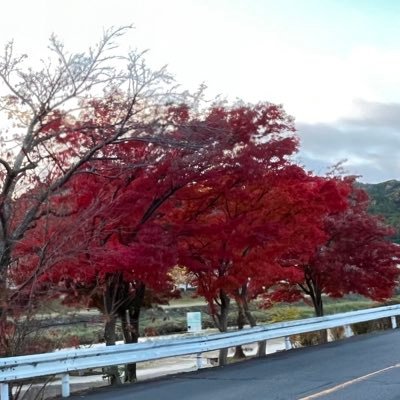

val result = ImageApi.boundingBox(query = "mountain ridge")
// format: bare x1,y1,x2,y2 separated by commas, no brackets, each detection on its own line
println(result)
359,179,400,243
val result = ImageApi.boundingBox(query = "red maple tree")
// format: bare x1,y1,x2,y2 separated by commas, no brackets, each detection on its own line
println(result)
167,103,303,363
11,102,296,374
265,178,400,320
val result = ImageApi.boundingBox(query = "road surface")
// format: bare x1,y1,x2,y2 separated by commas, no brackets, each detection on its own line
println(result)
74,330,400,400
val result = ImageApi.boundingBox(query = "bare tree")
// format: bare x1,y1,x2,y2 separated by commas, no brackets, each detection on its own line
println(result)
0,28,205,375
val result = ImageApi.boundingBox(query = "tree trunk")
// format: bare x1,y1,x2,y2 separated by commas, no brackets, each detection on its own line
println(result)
236,285,265,357
123,283,145,383
210,289,230,333
102,276,122,385
104,315,118,344
0,246,11,320
312,287,327,344
233,300,246,359
303,276,328,344
243,298,257,327
240,293,266,357
218,295,230,366
210,289,231,366
218,290,230,333
104,314,121,385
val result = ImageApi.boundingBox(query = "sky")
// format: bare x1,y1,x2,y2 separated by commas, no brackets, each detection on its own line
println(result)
1,0,400,182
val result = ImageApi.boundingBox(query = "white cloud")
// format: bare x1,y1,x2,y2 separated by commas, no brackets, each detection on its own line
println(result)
1,1,400,182
297,101,400,182
1,1,400,124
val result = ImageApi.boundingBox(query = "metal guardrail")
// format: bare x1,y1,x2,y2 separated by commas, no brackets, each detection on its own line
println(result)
1,304,400,399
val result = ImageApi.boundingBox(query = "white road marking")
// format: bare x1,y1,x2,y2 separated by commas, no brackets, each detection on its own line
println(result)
298,363,400,399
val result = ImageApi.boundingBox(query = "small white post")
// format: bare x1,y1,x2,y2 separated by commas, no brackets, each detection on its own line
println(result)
0,383,9,400
344,324,353,338
284,336,292,350
196,353,202,369
61,373,70,398
391,316,397,329
187,312,202,332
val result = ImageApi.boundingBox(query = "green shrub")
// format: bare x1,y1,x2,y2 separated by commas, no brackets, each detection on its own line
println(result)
249,310,270,324
324,301,373,315
269,307,302,323
142,321,187,336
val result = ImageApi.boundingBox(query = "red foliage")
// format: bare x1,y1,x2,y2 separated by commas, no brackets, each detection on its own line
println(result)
164,104,303,329
11,100,397,337
12,102,296,314
265,179,400,315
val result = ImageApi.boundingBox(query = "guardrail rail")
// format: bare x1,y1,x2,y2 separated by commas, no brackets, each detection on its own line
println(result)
1,304,400,400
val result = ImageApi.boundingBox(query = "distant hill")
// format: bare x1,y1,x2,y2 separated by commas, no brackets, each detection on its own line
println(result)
360,180,400,243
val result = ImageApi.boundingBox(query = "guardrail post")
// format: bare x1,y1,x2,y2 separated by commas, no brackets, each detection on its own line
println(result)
344,324,353,337
391,316,397,329
61,373,70,397
196,353,202,369
284,336,292,350
257,340,267,357
0,383,9,400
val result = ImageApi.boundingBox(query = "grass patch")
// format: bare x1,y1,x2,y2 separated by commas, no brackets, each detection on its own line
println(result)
24,294,400,350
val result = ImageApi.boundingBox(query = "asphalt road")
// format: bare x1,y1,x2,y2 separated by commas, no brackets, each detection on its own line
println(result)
75,330,400,400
